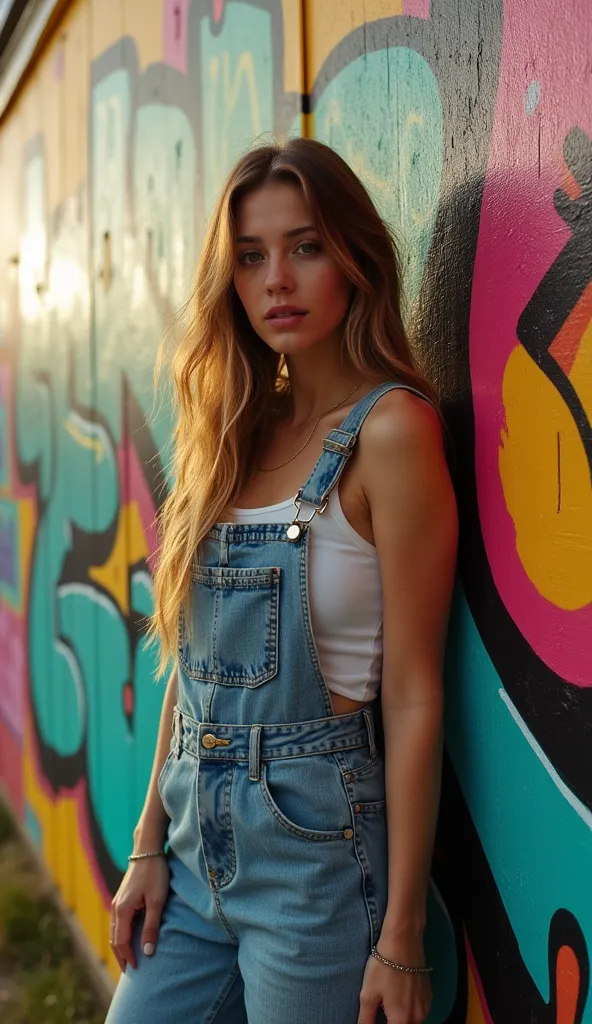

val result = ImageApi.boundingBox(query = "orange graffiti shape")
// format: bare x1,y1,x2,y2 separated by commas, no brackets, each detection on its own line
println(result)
500,291,592,610
556,944,580,1024
549,280,592,376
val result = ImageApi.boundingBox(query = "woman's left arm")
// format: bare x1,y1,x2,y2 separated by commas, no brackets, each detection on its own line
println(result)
358,391,458,1024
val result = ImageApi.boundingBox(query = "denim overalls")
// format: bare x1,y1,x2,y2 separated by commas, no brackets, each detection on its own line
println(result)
107,382,419,1024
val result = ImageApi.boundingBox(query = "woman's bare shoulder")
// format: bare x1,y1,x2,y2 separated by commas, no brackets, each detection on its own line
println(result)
358,387,444,465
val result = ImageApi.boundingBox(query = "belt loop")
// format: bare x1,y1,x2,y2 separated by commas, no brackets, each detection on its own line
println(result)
219,524,229,567
173,706,182,759
362,706,376,759
248,724,262,782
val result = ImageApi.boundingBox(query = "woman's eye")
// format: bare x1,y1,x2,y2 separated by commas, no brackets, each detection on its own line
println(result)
295,241,320,256
239,251,262,265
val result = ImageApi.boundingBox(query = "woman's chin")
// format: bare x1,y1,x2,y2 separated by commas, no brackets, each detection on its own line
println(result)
258,330,329,357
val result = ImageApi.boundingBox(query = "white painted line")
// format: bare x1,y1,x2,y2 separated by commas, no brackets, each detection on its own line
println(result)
498,687,592,832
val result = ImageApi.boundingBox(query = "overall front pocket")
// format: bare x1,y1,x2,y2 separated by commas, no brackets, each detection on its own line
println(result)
179,565,281,686
259,757,353,842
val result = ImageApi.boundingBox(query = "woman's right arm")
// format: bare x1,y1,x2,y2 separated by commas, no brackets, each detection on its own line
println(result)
133,663,179,853
110,664,178,973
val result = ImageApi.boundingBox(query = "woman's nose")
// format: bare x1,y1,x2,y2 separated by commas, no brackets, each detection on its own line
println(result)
265,255,294,294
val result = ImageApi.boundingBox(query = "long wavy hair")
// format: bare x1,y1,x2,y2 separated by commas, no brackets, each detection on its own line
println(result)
150,136,436,674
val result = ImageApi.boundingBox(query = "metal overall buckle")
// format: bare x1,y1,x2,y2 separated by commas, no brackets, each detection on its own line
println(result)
286,489,328,542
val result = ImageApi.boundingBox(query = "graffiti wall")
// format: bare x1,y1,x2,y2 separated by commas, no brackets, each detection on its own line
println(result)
0,0,589,1019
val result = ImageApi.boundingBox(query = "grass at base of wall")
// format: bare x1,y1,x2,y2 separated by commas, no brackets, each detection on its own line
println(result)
0,802,105,1024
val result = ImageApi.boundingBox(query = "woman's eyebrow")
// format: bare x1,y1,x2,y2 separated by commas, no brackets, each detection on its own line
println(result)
236,224,316,243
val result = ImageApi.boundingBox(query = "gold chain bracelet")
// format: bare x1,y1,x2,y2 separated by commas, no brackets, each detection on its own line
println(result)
128,850,165,861
370,946,433,974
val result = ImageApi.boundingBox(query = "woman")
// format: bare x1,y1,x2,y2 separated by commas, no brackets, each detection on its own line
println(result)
107,137,457,1024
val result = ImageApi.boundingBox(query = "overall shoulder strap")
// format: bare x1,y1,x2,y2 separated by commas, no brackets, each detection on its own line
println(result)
298,381,433,509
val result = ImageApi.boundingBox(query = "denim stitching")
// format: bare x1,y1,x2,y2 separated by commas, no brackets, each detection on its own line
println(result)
192,566,280,586
175,729,370,761
334,755,385,814
211,886,239,943
259,765,349,842
178,738,370,763
179,741,369,762
196,767,238,936
179,573,280,686
298,531,334,716
345,754,382,781
177,607,186,667
179,705,370,733
217,765,237,888
334,750,384,943
196,735,370,758
208,525,290,541
203,681,215,721
179,664,279,686
354,826,380,943
218,524,229,568
362,706,377,759
212,587,220,674
334,736,382,780
175,706,374,761
268,581,279,680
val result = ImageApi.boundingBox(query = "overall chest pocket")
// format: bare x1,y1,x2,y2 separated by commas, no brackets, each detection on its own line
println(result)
179,565,281,686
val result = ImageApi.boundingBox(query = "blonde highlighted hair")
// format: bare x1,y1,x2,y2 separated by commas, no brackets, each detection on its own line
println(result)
150,136,435,674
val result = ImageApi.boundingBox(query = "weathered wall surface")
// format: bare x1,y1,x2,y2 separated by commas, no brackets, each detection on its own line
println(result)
0,1,590,1019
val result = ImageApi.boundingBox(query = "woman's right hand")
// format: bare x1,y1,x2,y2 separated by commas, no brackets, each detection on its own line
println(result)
110,855,170,972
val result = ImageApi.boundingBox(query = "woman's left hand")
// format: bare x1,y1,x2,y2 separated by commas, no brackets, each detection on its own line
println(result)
357,940,432,1024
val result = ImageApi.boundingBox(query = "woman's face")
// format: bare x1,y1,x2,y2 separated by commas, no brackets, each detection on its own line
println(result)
233,181,351,357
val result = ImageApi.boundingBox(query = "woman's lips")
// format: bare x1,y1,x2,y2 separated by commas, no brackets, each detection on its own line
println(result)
265,311,308,329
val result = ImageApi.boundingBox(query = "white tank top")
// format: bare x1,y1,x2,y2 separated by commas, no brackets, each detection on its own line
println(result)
230,488,382,702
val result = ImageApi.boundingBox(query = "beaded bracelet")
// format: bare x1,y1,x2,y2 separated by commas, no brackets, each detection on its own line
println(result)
370,946,433,974
128,850,165,862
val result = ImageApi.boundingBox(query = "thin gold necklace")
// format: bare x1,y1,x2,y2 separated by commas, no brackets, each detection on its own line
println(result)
259,379,364,473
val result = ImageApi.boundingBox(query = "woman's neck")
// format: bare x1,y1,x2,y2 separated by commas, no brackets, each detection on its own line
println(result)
282,359,362,428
